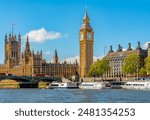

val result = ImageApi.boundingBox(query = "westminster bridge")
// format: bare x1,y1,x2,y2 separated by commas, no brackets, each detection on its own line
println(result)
0,75,61,88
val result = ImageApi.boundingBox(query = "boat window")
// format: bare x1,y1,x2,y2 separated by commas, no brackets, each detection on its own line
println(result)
51,84,59,86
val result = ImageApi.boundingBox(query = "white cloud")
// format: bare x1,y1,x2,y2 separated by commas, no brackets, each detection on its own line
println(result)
93,56,103,61
61,55,104,64
44,51,52,55
122,48,127,51
143,41,150,49
42,51,53,62
22,28,62,43
61,56,79,64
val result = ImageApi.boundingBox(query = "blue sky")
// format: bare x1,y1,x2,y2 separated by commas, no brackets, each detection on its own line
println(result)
0,0,150,63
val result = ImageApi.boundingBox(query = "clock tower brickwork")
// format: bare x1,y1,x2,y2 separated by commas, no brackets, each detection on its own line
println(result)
79,10,94,78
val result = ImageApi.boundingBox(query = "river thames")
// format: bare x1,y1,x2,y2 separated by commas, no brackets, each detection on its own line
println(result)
0,89,150,103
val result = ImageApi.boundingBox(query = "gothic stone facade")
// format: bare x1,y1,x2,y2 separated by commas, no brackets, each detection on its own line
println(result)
0,34,78,78
105,42,149,79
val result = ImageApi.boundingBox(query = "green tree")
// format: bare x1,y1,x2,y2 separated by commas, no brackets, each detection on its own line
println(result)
88,62,99,77
98,58,110,75
145,56,150,75
88,58,110,77
122,53,140,76
139,67,147,76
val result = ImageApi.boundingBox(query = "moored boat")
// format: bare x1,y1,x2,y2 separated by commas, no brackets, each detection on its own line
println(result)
48,81,78,89
111,81,150,90
122,81,150,90
78,82,104,89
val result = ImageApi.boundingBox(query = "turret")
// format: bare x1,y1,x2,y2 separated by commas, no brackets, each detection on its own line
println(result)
75,59,78,65
147,43,150,56
22,52,24,58
40,50,42,58
24,35,31,56
5,33,7,42
8,33,11,43
53,49,58,64
4,32,21,68
14,35,17,41
26,35,29,48
18,33,21,44
4,34,8,64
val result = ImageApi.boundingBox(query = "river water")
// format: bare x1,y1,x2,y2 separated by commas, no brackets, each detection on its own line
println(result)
0,89,150,103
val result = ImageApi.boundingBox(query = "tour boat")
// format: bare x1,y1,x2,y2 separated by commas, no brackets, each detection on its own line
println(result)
121,81,150,90
111,81,150,90
78,82,104,89
49,81,78,89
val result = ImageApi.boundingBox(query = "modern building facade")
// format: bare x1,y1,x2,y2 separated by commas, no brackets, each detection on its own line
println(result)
105,42,150,79
0,34,78,78
79,10,94,78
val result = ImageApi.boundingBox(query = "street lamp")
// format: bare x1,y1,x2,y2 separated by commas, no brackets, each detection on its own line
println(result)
104,46,107,56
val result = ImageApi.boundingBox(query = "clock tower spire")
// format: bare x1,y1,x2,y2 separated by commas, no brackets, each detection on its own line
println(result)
79,9,94,78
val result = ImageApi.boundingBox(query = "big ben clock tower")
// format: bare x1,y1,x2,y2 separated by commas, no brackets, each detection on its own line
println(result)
79,10,94,78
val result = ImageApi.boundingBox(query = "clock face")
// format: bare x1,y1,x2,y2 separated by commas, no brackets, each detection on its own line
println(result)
87,33,92,40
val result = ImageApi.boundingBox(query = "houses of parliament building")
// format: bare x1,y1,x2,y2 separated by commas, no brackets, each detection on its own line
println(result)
0,10,94,78
0,33,78,77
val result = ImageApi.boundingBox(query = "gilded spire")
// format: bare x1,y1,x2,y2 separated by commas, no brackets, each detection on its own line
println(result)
82,9,90,24
18,33,21,43
5,33,7,42
18,32,21,39
53,49,58,64
12,23,15,36
83,9,89,20
25,35,29,49
81,9,92,30
27,35,29,44
25,35,31,56
55,49,58,58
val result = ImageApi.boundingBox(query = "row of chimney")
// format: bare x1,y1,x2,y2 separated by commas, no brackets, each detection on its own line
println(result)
109,42,150,53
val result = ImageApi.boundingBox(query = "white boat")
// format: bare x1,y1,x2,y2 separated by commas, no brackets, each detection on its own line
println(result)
49,81,78,89
58,82,78,88
121,81,150,90
111,81,150,90
78,82,104,89
49,81,59,88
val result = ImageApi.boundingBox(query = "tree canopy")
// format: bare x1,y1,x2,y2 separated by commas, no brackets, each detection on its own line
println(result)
145,56,150,75
139,67,147,76
88,58,110,77
122,53,140,75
